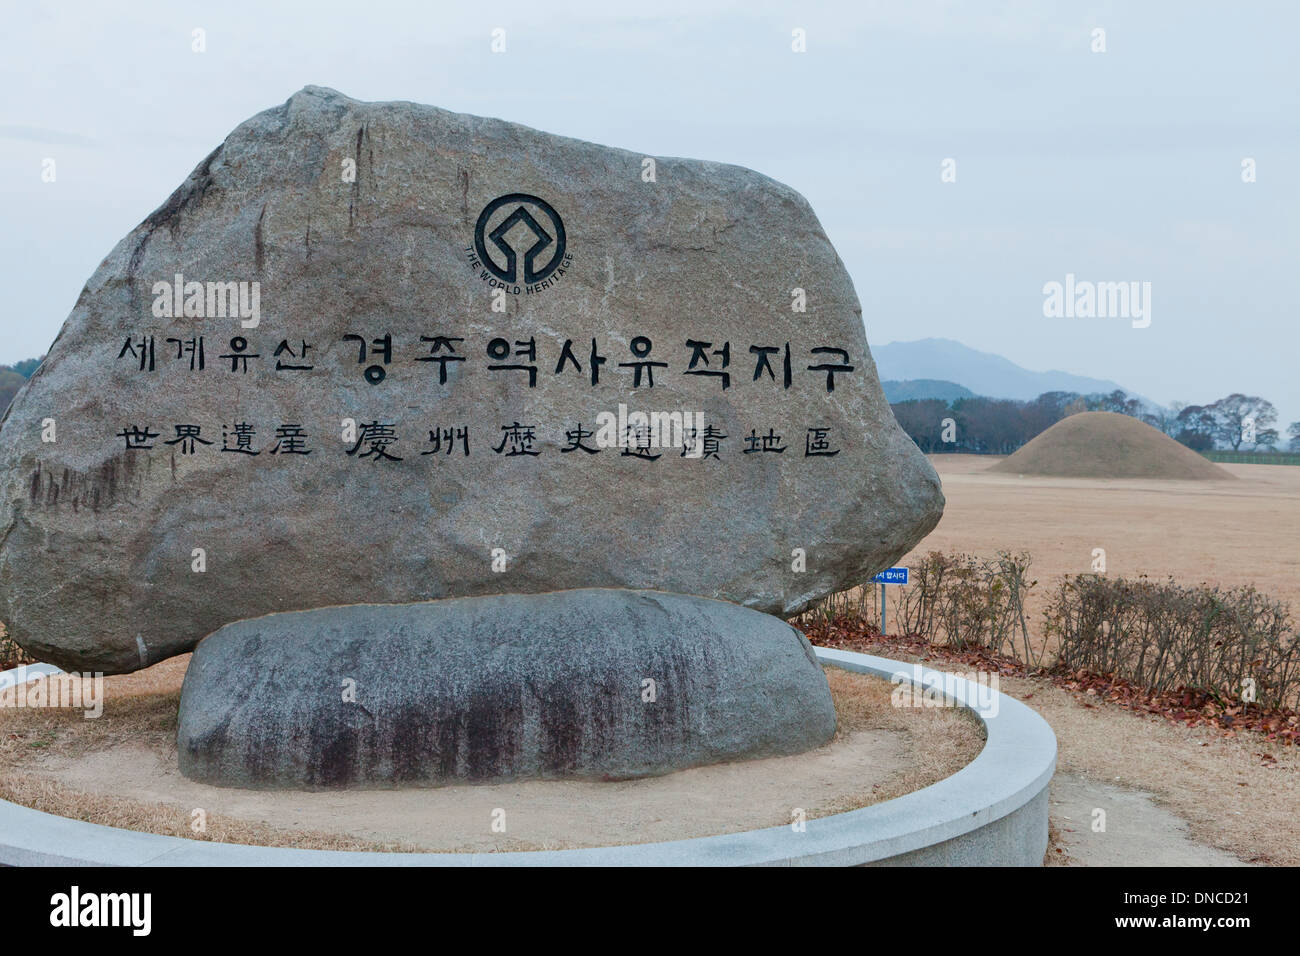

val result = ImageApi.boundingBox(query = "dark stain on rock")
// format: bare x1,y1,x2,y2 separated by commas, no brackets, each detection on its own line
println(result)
313,717,360,788
138,144,221,236
254,203,267,273
462,691,522,780
539,692,582,774
432,709,462,779
386,704,427,784
348,125,365,231
27,454,137,513
127,144,222,287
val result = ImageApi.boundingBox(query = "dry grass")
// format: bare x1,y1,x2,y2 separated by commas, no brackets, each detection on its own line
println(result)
818,668,984,815
0,671,424,851
1001,672,1300,866
0,653,190,762
898,454,1300,864
0,690,174,761
0,621,34,669
1044,820,1070,866
0,776,429,852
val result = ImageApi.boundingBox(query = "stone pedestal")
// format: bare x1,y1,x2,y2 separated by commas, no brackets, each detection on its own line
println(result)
177,588,836,789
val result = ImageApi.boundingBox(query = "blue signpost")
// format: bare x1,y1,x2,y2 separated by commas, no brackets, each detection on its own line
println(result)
871,568,909,585
870,568,909,635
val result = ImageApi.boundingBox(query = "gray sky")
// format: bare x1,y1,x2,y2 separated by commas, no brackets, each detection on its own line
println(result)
3,0,1296,429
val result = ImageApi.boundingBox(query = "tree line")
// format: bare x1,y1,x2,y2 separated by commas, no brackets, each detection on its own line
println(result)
892,388,1300,455
0,357,40,411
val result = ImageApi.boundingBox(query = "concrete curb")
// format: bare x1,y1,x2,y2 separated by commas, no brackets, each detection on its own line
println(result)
0,662,64,692
0,648,1055,866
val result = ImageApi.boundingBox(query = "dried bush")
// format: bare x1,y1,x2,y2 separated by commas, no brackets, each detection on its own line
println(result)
799,550,1039,664
0,622,34,670
1044,575,1300,709
892,550,1039,663
799,550,1300,714
798,583,882,630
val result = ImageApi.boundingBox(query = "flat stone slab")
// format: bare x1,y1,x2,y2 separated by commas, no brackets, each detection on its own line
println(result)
177,589,836,789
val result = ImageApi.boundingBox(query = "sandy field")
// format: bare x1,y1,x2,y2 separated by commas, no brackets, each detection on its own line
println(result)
902,455,1300,627
0,665,982,852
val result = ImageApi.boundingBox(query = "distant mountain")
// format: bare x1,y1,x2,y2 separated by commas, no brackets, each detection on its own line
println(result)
882,379,974,403
873,338,1143,404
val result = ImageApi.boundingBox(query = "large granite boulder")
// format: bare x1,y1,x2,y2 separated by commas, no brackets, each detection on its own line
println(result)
177,589,837,789
0,86,942,673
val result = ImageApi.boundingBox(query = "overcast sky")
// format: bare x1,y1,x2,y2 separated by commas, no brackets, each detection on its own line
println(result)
3,0,1296,427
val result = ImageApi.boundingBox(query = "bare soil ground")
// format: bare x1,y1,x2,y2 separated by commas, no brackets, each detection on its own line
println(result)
0,665,982,852
1050,774,1250,867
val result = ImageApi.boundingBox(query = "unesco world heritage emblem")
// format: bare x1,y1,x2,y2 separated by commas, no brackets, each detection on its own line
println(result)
467,192,573,294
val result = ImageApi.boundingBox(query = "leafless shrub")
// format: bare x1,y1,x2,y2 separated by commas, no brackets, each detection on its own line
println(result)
799,550,1040,664
1044,575,1300,709
892,550,1040,663
0,622,34,670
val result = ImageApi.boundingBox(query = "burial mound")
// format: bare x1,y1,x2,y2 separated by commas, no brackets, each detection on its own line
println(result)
989,411,1232,480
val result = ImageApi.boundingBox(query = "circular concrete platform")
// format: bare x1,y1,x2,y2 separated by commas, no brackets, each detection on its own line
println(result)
0,647,1055,866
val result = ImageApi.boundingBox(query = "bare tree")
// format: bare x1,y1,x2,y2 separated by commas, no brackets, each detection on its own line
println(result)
1175,403,1216,449
891,399,950,453
1143,400,1185,437
1208,394,1278,451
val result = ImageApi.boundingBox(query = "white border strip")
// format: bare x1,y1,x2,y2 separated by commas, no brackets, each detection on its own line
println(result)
0,662,64,693
0,649,1055,866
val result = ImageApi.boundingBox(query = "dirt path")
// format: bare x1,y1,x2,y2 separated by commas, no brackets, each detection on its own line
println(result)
1050,772,1249,867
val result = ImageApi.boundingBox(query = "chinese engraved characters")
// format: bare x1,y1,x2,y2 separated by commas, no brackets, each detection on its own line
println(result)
116,420,841,462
